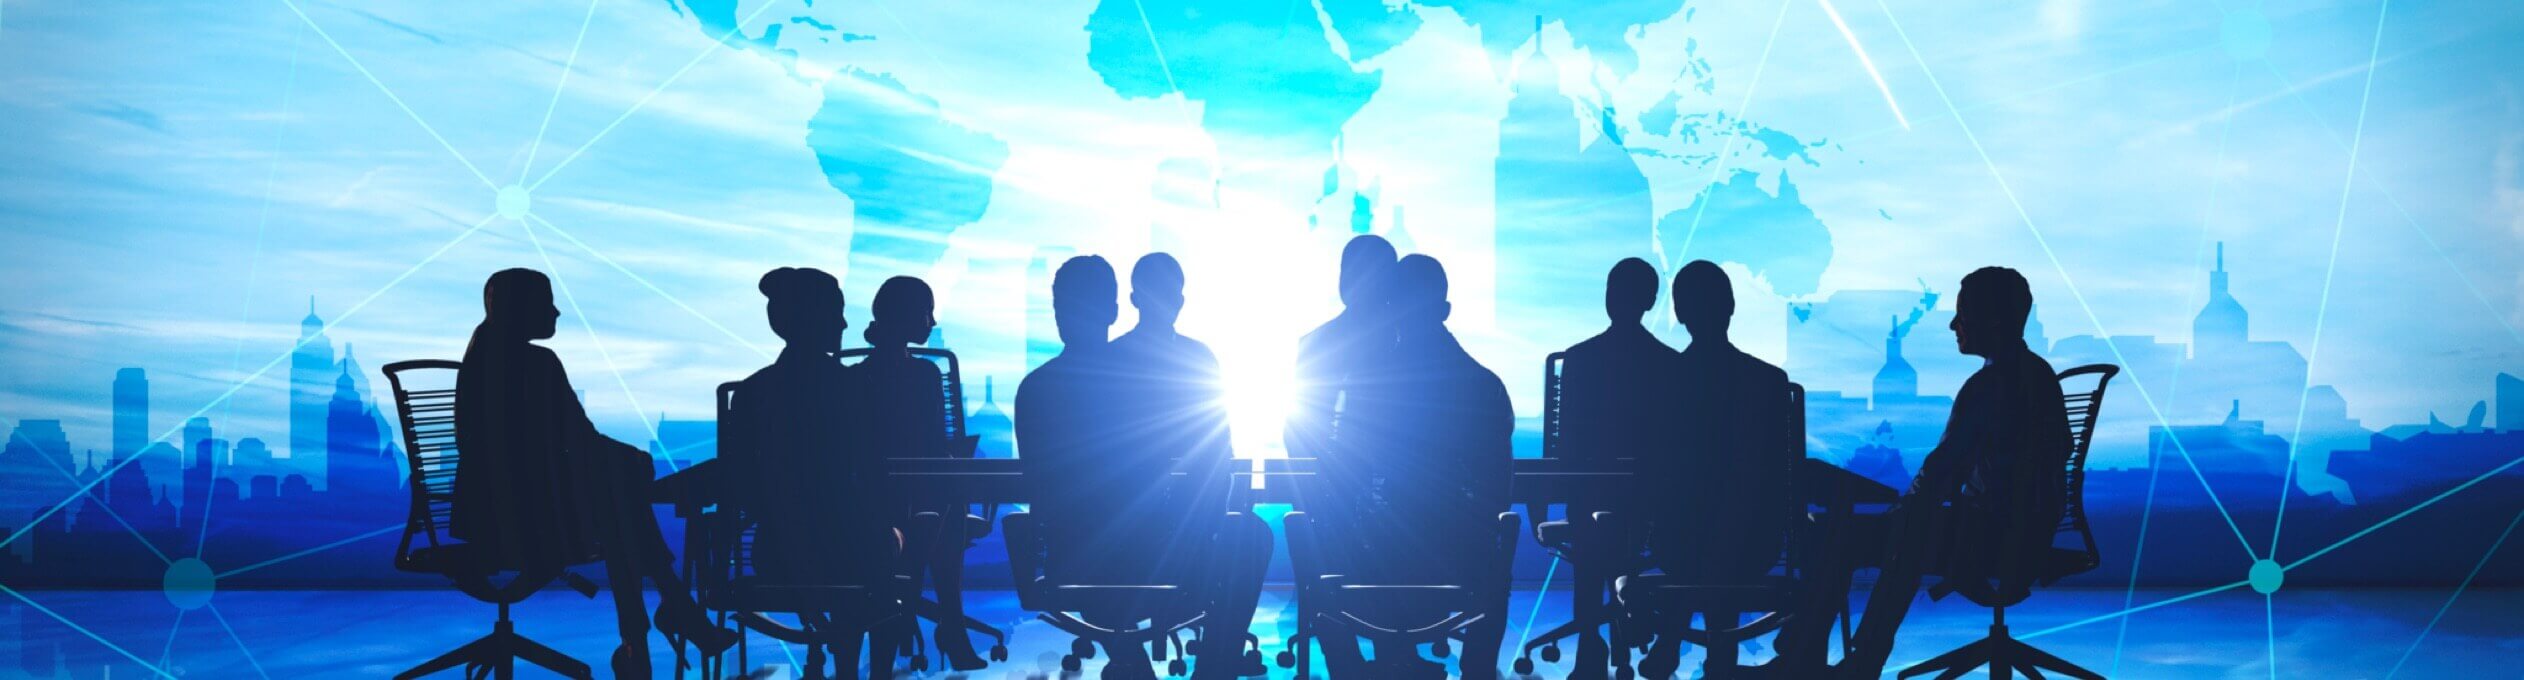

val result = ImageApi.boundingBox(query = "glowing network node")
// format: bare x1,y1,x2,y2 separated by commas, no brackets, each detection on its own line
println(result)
2248,559,2285,595
2223,9,2273,61
496,184,532,220
163,557,216,610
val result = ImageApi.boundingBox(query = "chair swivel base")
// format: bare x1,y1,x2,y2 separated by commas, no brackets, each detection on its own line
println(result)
1897,620,2101,680
395,619,591,680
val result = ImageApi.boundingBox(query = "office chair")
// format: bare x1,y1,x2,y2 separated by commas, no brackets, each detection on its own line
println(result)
836,347,1002,671
1001,510,1213,675
383,360,601,680
693,382,1008,679
1896,364,2117,680
1571,383,1809,680
1518,351,1648,678
1278,509,1522,679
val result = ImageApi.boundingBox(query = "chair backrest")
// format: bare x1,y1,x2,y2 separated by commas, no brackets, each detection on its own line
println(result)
2051,364,2119,579
838,347,966,445
382,360,463,568
1540,352,1568,458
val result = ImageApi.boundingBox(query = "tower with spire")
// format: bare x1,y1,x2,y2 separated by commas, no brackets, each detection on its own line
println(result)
1873,315,1919,407
2192,242,2250,358
289,297,336,461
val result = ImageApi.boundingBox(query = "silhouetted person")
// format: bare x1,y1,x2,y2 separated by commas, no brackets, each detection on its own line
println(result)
1838,267,2069,678
1540,257,1677,677
1105,253,1272,679
853,276,989,671
452,268,733,676
1326,255,1514,680
1287,235,1398,461
1631,260,1800,678
727,268,900,679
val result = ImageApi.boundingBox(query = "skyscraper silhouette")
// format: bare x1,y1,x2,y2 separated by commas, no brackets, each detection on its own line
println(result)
290,298,335,460
111,368,147,464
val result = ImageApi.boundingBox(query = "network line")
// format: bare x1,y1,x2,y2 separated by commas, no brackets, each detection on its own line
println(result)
527,0,792,192
1665,0,1796,270
2271,0,2393,562
528,213,773,359
277,0,499,191
158,609,187,671
519,0,606,184
2385,505,2524,679
1867,0,2262,562
206,603,274,680
2285,453,2524,571
0,213,500,556
15,428,174,565
214,524,401,580
2257,60,2523,350
0,582,180,679
522,216,675,472
205,13,309,559
1125,0,1200,136
2113,59,2249,678
1515,556,1562,647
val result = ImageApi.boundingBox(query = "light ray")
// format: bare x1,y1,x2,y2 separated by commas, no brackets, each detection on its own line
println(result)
0,213,497,554
520,0,606,182
207,18,309,558
528,0,791,191
2285,454,2524,570
1517,556,1562,646
214,524,401,580
2272,0,2393,558
1869,0,2263,561
2385,506,2524,679
276,0,498,190
527,213,772,359
522,216,675,471
1815,0,1907,130
206,604,273,680
0,582,181,679
2264,593,2278,680
159,609,188,670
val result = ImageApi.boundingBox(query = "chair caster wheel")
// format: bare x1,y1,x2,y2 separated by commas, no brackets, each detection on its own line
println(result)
991,644,1011,662
1431,640,1451,658
1539,644,1561,663
1073,639,1097,659
1613,666,1634,680
1276,651,1297,668
1168,659,1188,676
1062,654,1084,672
1245,650,1262,666
1513,658,1535,675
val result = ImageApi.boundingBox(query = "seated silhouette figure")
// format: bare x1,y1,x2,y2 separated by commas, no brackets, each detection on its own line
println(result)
1543,257,1678,677
1104,253,1272,679
1323,254,1515,680
1630,260,1800,678
452,268,734,676
727,267,902,679
1288,234,1398,461
1837,266,2070,678
854,276,989,671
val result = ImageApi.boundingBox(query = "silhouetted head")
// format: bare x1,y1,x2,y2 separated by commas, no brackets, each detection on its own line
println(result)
1129,253,1187,330
482,268,559,341
1952,266,2033,357
1337,235,1398,308
758,267,846,354
1051,255,1119,349
1670,260,1734,342
1605,257,1659,324
865,276,937,349
1388,254,1451,331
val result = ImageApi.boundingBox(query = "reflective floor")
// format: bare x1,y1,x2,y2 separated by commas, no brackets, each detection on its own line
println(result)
3,587,2517,678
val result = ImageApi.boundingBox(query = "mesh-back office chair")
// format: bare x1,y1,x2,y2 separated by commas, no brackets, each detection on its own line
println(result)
1897,364,2117,680
383,360,601,680
1563,383,1808,680
693,381,1008,679
1518,351,1650,677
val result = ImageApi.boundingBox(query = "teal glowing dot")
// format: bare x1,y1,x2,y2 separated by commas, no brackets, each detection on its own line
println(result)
2248,559,2285,595
163,558,216,610
2223,9,2272,61
496,184,532,220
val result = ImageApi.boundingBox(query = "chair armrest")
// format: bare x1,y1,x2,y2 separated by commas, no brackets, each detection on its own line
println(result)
1284,511,1323,584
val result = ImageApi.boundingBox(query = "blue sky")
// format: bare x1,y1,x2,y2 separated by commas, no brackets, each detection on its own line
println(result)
0,0,2516,465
